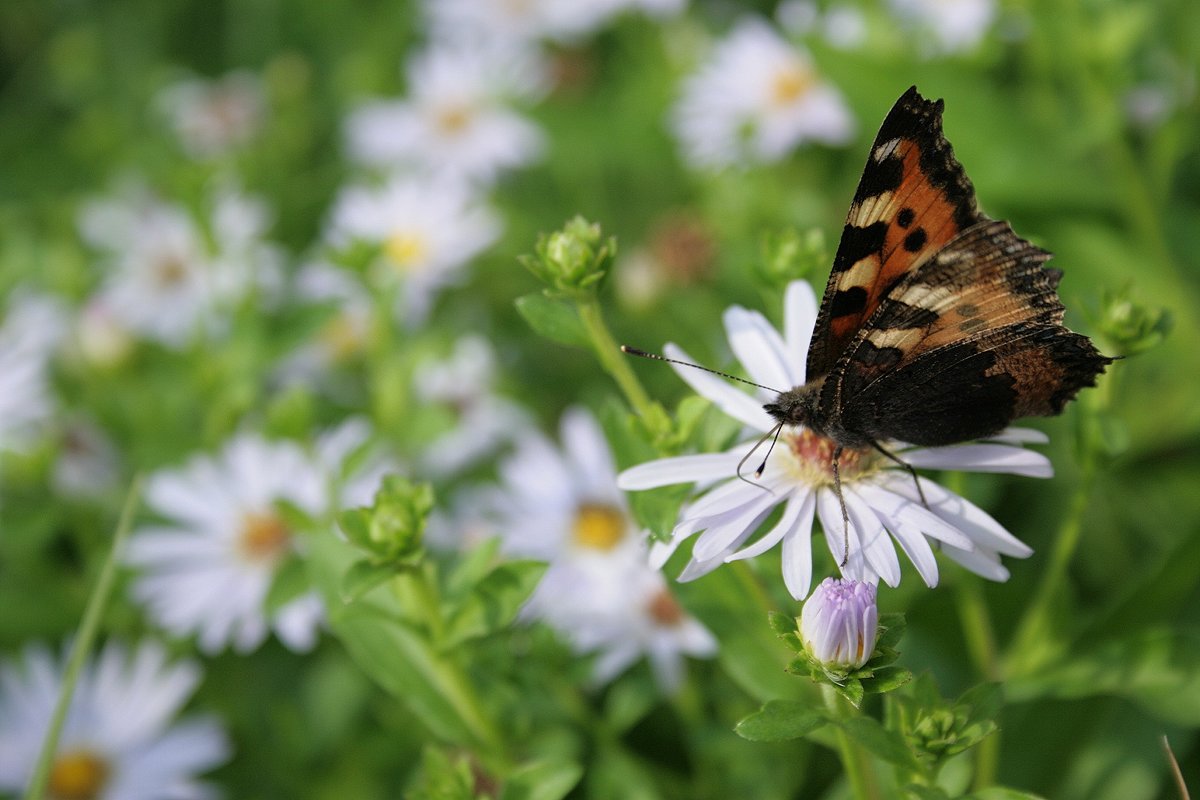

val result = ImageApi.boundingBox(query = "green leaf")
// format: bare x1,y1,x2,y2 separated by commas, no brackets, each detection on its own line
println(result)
860,666,913,695
514,293,589,348
735,700,827,741
444,536,503,598
839,716,921,772
836,678,865,708
876,613,907,650
407,746,476,800
340,559,396,602
768,611,798,637
904,785,951,800
337,508,372,550
443,560,548,648
264,554,310,612
499,758,584,800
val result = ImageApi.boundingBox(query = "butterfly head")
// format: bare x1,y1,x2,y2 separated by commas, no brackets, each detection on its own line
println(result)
763,379,826,433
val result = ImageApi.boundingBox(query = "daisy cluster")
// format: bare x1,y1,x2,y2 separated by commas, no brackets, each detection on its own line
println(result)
0,2,1043,797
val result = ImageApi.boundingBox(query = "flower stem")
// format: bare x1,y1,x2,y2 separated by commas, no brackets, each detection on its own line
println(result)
822,684,882,800
24,475,143,800
576,295,671,437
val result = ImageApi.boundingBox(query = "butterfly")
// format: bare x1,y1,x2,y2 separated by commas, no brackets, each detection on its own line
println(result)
626,86,1113,562
761,86,1112,553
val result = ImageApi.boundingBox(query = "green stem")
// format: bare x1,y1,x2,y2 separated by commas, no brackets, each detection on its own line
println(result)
822,685,882,800
393,568,510,770
577,296,670,436
954,578,1002,790
25,475,143,800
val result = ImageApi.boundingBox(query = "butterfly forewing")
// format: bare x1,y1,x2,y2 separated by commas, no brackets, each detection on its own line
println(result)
807,86,985,380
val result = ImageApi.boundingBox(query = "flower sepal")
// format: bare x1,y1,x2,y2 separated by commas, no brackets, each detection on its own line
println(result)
337,476,430,599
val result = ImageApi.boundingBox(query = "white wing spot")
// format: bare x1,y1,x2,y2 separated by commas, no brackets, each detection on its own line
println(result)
873,138,902,163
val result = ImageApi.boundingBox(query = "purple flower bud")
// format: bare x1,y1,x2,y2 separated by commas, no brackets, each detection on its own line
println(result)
799,578,878,669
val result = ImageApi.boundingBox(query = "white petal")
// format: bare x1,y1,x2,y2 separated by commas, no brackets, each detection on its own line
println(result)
691,490,782,562
986,426,1049,445
618,451,741,490
561,407,619,500
940,543,1010,582
858,480,974,551
723,306,792,394
845,489,901,588
783,280,817,384
780,493,818,599
727,488,808,561
910,479,1033,558
902,443,1053,478
815,490,868,582
880,516,940,588
664,342,774,431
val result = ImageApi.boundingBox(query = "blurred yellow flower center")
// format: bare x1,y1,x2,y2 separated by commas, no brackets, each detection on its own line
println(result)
646,588,685,627
320,312,364,361
435,104,474,135
154,255,189,288
49,750,109,800
385,231,429,272
783,428,875,487
572,503,626,551
770,64,815,107
237,511,292,564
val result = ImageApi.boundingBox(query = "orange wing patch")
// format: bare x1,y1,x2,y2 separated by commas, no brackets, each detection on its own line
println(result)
807,87,985,379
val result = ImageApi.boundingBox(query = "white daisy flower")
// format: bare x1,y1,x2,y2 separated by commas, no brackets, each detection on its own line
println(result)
494,408,716,690
0,292,67,454
79,184,283,348
422,0,615,48
414,335,532,477
777,1,867,49
345,45,545,185
670,18,854,169
617,281,1048,600
0,640,229,800
125,433,330,654
888,0,994,55
156,70,265,159
326,175,500,325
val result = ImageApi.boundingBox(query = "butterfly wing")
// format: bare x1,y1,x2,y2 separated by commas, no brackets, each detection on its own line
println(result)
807,86,985,380
831,221,1112,446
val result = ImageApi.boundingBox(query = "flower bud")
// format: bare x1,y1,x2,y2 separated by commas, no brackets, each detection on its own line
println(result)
799,578,878,670
520,216,616,298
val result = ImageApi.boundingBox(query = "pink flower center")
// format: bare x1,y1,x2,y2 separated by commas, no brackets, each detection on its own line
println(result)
645,588,686,627
783,428,875,486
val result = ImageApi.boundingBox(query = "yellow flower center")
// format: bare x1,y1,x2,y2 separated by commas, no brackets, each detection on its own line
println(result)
154,255,189,288
319,312,364,361
49,750,110,800
781,428,876,487
572,503,627,551
384,231,429,273
434,104,474,136
645,588,686,627
237,511,292,564
770,64,815,107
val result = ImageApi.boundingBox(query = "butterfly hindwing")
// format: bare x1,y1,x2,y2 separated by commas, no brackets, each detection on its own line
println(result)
807,86,985,380
831,222,1112,446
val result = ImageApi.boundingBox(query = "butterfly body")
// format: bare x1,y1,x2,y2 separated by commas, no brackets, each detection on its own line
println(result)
775,87,1111,459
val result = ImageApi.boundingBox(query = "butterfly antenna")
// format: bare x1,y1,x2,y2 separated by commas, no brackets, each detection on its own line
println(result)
620,346,781,394
735,423,783,493
832,446,850,567
754,423,785,478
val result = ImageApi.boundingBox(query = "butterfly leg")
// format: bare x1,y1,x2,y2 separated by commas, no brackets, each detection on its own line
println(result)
831,445,851,567
868,440,929,509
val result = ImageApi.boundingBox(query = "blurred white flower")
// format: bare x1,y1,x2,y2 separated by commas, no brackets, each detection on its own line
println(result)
494,408,716,690
79,184,283,348
670,18,854,169
157,70,265,159
274,263,374,388
415,335,532,476
125,434,330,654
345,45,545,184
326,176,500,325
618,281,1045,600
70,296,135,370
888,0,994,55
0,292,67,455
423,0,614,48
777,1,867,49
799,578,878,669
0,640,229,800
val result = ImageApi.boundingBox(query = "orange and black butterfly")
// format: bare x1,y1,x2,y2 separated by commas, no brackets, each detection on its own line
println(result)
763,86,1112,540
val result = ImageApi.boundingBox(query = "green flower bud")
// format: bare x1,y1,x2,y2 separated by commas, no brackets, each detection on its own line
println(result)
520,216,617,298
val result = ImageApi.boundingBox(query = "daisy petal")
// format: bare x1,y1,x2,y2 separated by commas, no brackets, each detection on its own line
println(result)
783,280,817,383
846,489,901,588
692,490,782,562
618,451,742,490
902,443,1053,478
723,305,792,394
664,342,774,431
728,488,809,561
779,493,818,599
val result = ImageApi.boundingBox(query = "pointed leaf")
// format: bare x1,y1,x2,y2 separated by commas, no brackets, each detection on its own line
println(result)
515,293,589,348
500,759,584,800
735,699,828,742
840,715,921,772
341,559,396,601
443,560,547,648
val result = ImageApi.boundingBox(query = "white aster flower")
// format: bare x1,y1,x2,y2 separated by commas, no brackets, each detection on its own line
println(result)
494,408,716,690
274,263,374,389
670,18,854,169
125,433,330,654
326,175,500,325
618,281,1047,600
0,640,229,800
157,70,265,159
345,45,545,184
0,292,67,454
888,0,994,55
423,0,615,48
777,1,867,50
79,184,283,348
415,335,532,476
